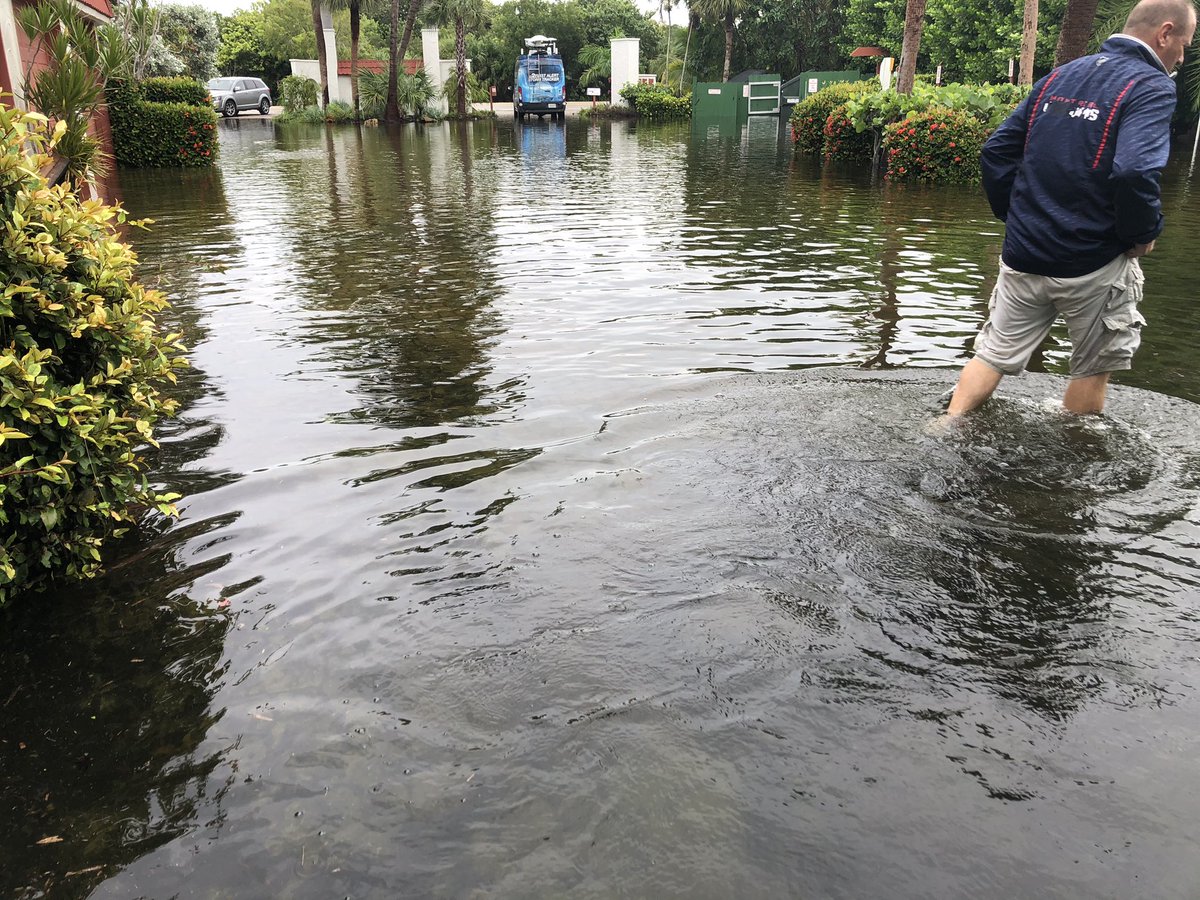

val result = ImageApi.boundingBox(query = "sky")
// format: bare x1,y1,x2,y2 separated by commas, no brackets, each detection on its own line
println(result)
189,0,678,21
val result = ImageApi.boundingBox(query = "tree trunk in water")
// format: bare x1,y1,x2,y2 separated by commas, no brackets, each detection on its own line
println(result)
350,0,361,118
722,15,734,82
896,0,927,94
455,16,467,118
385,0,401,121
1054,0,1100,65
311,0,330,107
1018,0,1038,85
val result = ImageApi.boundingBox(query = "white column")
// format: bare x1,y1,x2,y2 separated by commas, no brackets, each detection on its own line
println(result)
610,38,639,106
0,0,27,108
422,28,445,114
319,3,339,104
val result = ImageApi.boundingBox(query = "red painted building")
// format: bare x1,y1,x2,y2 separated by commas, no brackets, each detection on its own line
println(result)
1,0,118,197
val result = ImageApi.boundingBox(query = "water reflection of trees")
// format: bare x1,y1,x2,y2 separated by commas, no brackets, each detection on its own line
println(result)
271,122,512,431
0,576,232,898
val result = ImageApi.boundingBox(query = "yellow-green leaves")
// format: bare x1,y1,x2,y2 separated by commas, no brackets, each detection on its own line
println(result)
1,107,188,605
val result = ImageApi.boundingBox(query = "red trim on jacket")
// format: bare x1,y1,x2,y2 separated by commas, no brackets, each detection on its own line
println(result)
1092,78,1137,169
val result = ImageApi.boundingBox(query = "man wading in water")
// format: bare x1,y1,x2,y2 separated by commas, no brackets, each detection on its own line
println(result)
946,0,1197,417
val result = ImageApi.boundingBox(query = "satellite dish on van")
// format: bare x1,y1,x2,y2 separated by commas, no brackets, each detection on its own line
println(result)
524,35,558,54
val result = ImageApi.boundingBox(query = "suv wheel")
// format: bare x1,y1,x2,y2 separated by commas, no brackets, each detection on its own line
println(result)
223,99,238,117
259,97,271,115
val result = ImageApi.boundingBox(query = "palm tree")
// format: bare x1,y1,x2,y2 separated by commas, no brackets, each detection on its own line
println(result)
386,0,423,122
311,0,330,106
659,0,673,87
1018,0,1038,85
426,0,487,119
1055,0,1102,64
896,0,927,94
350,0,362,117
577,43,612,88
679,9,700,93
692,0,749,82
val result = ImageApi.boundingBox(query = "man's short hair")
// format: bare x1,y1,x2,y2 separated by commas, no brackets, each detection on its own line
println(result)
1124,0,1197,32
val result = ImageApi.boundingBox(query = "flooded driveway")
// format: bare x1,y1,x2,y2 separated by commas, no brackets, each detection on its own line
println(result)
5,116,1200,898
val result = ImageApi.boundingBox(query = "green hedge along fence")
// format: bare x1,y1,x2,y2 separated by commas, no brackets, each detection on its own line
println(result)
107,79,219,168
619,83,691,120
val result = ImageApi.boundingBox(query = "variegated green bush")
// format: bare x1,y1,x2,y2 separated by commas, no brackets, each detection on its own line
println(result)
0,106,187,606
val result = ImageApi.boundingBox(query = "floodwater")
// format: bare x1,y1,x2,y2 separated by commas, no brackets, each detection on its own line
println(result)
5,116,1200,898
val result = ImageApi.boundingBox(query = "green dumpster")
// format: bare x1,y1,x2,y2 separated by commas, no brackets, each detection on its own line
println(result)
691,82,749,122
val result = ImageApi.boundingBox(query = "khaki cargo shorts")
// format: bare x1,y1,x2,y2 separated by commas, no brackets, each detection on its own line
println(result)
972,253,1146,379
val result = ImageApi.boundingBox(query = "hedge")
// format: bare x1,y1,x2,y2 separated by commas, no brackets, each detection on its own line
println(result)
141,76,211,107
789,80,874,154
0,106,187,605
823,102,874,162
619,83,692,120
106,82,219,168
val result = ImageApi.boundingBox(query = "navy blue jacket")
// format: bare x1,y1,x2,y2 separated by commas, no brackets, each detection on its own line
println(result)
981,36,1177,277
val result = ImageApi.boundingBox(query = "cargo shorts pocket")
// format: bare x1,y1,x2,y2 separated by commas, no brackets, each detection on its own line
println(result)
1097,267,1146,365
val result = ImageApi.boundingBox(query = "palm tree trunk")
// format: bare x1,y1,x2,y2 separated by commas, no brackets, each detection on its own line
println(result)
679,12,697,94
386,0,401,121
400,0,421,60
896,0,927,94
350,0,361,118
311,0,330,107
1054,0,1100,65
1018,0,1038,86
665,6,672,86
455,16,467,118
722,14,734,82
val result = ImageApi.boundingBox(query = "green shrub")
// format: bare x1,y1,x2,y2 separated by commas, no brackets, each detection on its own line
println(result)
106,82,219,167
0,106,187,606
275,104,324,124
141,76,209,106
276,102,359,125
279,75,318,113
445,67,490,117
359,69,388,119
789,80,873,154
822,101,874,162
882,107,990,183
579,102,635,120
619,83,691,119
324,100,355,122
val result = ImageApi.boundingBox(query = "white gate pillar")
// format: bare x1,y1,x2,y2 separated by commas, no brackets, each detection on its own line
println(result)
610,38,639,106
422,28,446,114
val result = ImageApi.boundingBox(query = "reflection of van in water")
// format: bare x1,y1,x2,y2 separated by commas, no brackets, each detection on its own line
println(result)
514,35,566,121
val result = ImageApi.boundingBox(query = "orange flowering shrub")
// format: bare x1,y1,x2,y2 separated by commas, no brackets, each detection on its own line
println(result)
822,102,874,162
789,80,873,155
881,108,989,183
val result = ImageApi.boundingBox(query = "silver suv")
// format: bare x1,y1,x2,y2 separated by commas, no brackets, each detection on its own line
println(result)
208,77,272,117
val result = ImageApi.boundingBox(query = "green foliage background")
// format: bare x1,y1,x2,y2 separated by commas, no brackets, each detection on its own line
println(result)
0,108,187,606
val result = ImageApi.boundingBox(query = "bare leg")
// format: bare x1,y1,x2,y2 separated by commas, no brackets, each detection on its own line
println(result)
947,358,1004,416
1062,372,1110,415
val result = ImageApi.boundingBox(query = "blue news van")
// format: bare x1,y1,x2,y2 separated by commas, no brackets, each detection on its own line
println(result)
514,35,566,121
